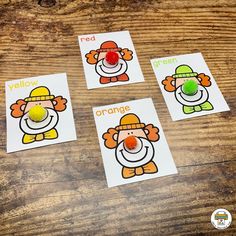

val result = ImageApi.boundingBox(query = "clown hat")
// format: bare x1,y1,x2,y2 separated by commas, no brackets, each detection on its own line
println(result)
173,65,198,79
96,41,122,53
24,86,55,102
116,113,145,131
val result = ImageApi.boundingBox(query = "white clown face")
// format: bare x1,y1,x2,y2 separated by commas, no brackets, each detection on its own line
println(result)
20,108,59,135
175,84,209,106
115,137,155,168
95,58,128,77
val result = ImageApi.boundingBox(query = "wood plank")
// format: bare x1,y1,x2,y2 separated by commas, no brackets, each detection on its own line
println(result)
0,161,235,235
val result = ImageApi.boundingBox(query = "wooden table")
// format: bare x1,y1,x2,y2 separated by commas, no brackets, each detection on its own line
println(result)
0,0,235,235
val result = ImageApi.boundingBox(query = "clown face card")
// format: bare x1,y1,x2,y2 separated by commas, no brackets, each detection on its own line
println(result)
5,73,77,153
78,31,145,89
151,53,230,121
93,98,177,187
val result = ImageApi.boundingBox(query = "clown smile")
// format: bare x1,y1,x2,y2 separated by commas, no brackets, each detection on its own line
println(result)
20,108,59,135
119,146,149,163
178,89,203,103
24,115,54,130
115,137,155,168
175,85,209,107
95,58,128,77
102,59,120,69
99,63,123,74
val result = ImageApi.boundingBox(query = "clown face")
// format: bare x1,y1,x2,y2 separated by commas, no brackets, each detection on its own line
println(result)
115,129,155,168
117,128,147,143
20,100,59,135
95,52,128,77
174,77,209,106
24,100,54,112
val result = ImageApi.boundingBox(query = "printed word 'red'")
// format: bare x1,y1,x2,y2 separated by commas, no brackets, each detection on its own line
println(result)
8,80,38,91
96,106,131,116
80,36,96,42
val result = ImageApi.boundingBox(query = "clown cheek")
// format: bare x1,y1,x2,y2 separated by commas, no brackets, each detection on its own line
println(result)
196,78,201,84
117,134,127,144
133,129,147,139
24,102,36,113
175,79,184,88
97,52,106,61
41,101,54,109
117,131,130,144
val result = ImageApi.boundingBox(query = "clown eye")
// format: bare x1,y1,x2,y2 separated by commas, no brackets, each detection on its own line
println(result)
128,132,130,135
131,132,133,134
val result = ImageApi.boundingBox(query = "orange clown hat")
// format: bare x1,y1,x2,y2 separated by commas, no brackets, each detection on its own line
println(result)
96,41,122,53
116,113,145,131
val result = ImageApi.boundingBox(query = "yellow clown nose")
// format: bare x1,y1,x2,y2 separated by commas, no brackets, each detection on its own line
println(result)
28,105,47,122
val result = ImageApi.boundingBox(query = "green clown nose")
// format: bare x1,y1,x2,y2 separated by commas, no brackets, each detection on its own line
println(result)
182,80,198,95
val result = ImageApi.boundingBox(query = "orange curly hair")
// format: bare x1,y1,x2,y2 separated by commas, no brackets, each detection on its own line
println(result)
10,96,67,118
121,48,133,61
53,96,67,111
162,73,211,92
103,128,118,149
102,124,160,149
86,48,133,65
144,124,160,142
197,73,211,87
10,99,26,118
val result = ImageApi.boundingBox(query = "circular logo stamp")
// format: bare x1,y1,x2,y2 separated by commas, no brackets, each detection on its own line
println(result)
211,209,232,230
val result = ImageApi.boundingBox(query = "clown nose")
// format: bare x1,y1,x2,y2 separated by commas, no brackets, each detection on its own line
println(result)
124,136,137,150
105,51,119,65
183,80,198,95
28,105,47,122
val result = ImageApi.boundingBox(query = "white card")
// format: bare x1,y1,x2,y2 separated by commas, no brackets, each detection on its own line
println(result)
78,31,144,89
93,98,177,187
151,53,230,121
5,73,77,153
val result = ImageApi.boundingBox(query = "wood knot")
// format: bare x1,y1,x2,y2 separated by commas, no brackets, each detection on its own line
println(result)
38,0,56,7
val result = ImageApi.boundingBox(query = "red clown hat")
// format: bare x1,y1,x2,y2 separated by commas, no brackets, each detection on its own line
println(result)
96,41,122,52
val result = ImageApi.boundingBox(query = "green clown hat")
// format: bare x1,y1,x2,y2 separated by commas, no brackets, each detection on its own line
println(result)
173,65,198,79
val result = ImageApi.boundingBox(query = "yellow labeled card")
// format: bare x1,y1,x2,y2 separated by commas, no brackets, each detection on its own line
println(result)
5,73,77,153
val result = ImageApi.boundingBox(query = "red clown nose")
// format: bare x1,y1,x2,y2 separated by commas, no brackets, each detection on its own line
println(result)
105,51,119,65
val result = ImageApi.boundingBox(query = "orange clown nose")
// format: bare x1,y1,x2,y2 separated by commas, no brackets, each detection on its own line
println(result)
124,135,137,150
105,51,119,65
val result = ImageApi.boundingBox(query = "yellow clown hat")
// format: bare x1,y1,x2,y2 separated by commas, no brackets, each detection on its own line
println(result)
116,113,145,131
24,86,55,102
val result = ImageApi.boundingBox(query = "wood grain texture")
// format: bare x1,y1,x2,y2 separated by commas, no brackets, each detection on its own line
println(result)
0,0,235,235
